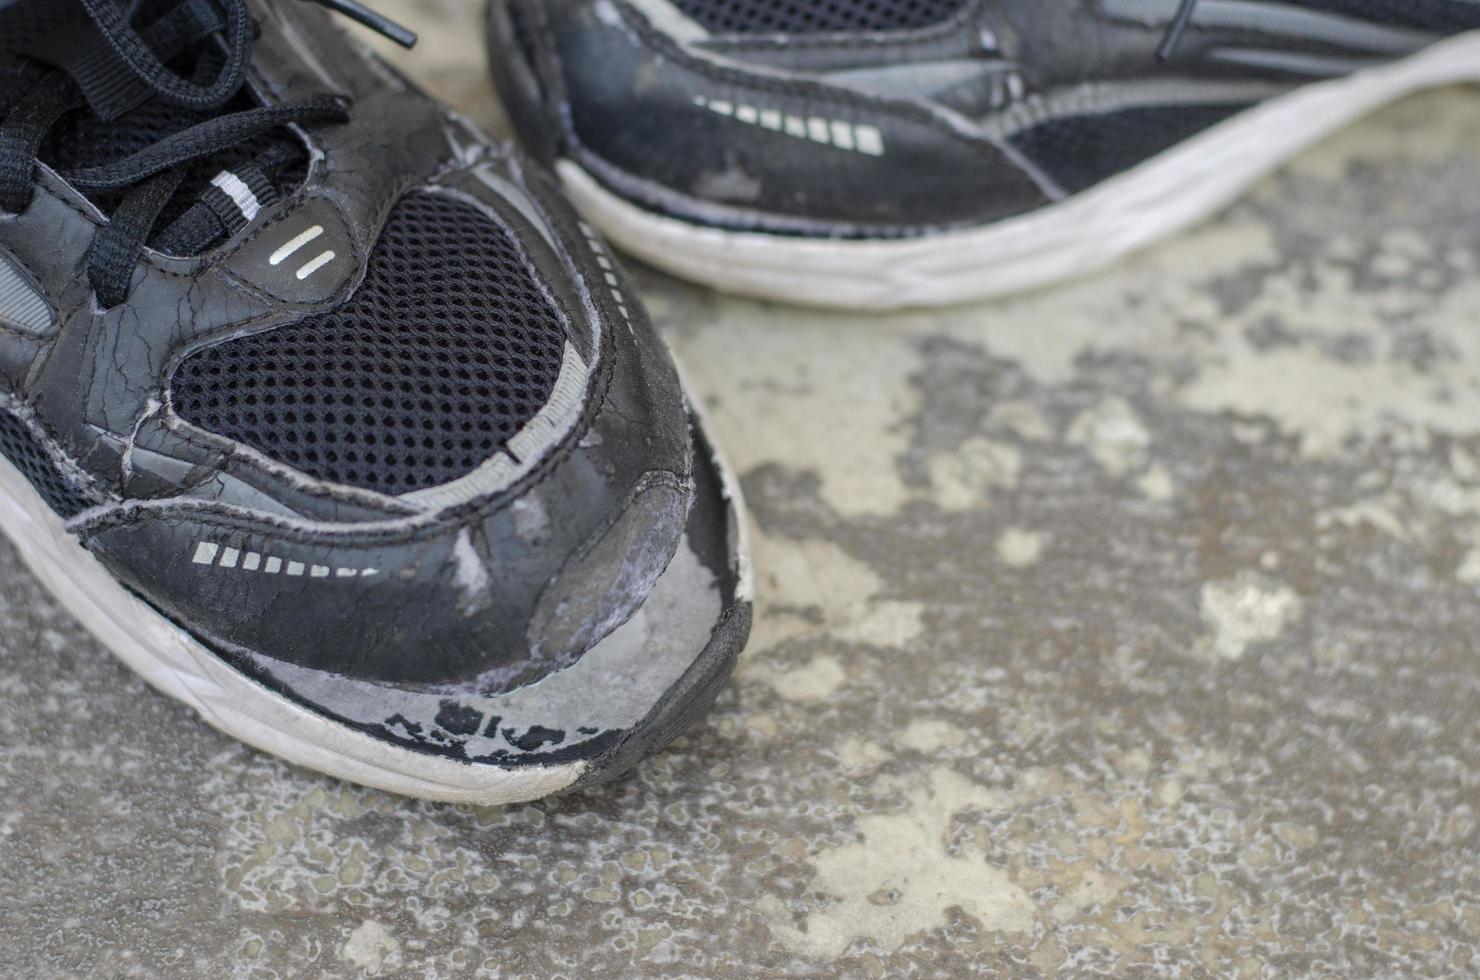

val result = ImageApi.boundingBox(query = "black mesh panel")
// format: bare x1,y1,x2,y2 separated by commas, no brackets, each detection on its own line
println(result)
170,192,570,495
1010,103,1250,194
672,0,969,34
0,407,93,519
1288,0,1480,32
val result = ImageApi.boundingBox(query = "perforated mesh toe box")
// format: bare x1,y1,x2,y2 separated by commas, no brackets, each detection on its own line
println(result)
171,192,570,496
671,0,968,34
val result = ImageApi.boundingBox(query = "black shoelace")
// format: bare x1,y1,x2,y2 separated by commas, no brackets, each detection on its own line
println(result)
1156,0,1201,62
0,0,415,309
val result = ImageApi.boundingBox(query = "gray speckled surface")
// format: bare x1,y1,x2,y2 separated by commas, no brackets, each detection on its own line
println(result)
4,3,1480,976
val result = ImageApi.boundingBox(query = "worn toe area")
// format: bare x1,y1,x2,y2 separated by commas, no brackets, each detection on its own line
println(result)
231,414,751,777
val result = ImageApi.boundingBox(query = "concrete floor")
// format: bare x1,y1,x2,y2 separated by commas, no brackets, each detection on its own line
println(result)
5,3,1480,976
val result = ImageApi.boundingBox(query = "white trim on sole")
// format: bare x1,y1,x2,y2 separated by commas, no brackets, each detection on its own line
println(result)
0,453,586,805
557,31,1480,311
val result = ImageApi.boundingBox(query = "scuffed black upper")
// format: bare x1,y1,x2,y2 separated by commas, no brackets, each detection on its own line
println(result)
489,0,1480,236
0,0,699,693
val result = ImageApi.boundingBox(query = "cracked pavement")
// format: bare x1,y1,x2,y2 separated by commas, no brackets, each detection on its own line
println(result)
2,2,1479,976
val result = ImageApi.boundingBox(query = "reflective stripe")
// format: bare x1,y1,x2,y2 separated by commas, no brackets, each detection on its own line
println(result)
269,225,325,266
0,253,52,334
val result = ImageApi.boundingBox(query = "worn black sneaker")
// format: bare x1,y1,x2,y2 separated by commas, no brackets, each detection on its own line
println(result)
488,0,1480,310
0,0,750,804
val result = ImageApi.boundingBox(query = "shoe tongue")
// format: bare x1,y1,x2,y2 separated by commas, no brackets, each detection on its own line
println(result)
1,0,308,253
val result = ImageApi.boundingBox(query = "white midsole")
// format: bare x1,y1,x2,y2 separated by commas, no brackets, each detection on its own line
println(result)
558,31,1480,311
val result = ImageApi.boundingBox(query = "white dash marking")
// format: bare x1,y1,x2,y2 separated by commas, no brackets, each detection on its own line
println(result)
830,120,855,151
186,542,372,580
269,225,324,266
694,94,886,157
855,125,886,156
295,251,336,281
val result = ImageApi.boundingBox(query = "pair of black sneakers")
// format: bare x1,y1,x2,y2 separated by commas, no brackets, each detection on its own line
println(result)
0,0,1475,804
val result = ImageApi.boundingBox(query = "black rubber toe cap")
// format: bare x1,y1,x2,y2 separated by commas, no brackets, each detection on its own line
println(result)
226,414,753,778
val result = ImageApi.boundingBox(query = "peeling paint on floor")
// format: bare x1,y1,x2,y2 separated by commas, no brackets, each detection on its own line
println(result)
3,3,1480,977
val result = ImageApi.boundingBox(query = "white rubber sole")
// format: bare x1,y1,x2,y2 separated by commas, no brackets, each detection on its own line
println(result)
558,31,1480,311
